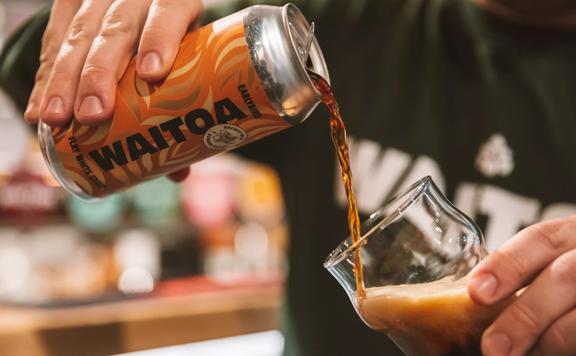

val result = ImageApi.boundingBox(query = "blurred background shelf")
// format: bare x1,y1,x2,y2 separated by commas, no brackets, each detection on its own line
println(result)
0,278,281,356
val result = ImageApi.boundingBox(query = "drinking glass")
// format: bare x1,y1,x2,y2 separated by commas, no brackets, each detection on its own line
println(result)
324,176,508,356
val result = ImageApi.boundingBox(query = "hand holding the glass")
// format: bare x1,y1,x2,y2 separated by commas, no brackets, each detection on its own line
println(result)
325,176,576,356
469,216,576,356
324,177,509,356
325,177,511,356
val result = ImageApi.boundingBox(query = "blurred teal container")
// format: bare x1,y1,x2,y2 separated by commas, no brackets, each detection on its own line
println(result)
131,177,181,229
67,193,126,234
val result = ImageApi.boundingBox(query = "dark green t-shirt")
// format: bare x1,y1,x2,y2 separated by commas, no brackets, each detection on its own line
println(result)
2,1,576,355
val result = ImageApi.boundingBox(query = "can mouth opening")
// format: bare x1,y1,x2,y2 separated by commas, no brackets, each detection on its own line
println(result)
38,122,93,200
282,3,331,93
245,3,330,124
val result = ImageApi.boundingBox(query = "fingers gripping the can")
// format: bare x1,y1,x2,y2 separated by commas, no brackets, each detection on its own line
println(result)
74,0,153,125
137,0,204,82
40,0,114,126
25,0,82,123
138,0,203,185
32,0,203,126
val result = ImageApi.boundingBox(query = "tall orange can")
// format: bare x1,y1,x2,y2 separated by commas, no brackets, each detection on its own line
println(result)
39,4,329,199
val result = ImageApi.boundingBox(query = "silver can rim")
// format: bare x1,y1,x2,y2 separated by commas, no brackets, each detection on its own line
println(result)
282,3,331,104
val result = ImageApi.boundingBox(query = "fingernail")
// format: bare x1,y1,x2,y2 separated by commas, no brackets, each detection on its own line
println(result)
78,96,103,117
484,333,511,356
140,52,161,74
45,97,65,115
25,102,37,117
471,273,498,300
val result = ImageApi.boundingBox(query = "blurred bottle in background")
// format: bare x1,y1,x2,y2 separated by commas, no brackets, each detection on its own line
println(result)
183,155,287,283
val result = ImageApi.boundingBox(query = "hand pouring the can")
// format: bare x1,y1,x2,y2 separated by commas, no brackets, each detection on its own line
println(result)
25,0,203,182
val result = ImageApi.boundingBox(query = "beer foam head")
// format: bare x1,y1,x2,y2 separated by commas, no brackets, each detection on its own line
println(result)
363,277,469,299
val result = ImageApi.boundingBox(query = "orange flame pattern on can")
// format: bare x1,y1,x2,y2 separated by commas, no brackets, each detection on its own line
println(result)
50,21,290,197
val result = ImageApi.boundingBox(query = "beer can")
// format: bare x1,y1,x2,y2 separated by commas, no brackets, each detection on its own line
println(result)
38,3,329,199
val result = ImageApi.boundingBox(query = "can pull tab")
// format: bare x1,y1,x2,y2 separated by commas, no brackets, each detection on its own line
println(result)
295,22,315,68
303,22,315,64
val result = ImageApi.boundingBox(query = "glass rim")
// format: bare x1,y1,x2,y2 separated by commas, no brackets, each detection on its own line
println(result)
323,176,433,269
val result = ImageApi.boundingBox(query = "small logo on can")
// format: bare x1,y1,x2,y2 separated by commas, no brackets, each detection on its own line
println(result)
204,124,247,149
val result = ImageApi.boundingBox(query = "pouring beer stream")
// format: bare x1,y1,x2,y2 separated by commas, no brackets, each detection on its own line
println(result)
308,70,366,297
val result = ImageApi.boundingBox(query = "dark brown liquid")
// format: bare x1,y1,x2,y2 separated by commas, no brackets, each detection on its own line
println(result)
309,71,365,295
358,279,510,356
